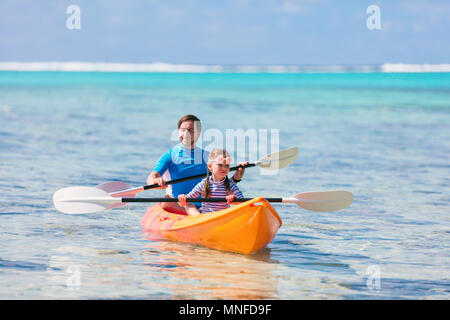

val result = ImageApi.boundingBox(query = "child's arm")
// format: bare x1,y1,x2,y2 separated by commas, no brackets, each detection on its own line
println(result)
229,180,244,199
226,180,244,205
232,161,248,183
176,179,206,216
186,179,205,199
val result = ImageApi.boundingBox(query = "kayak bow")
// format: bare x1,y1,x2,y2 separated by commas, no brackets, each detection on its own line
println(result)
141,197,282,254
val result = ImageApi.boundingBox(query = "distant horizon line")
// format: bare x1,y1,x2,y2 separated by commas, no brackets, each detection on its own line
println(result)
1,61,450,73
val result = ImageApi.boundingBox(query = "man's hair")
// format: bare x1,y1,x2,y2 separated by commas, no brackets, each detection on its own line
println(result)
178,114,202,131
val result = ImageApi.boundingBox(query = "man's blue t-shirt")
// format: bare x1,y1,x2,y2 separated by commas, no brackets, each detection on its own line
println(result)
153,144,208,206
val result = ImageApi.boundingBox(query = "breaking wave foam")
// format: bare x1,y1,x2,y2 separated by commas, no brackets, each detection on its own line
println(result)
0,62,449,73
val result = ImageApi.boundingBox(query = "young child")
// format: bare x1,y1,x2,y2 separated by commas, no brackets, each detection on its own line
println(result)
178,149,244,216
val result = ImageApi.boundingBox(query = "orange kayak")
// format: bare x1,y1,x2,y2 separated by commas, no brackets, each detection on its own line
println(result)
141,197,282,254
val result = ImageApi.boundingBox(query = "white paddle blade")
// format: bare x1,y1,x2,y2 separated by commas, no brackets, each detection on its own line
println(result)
96,181,131,194
96,181,135,209
257,147,299,170
53,186,122,214
293,190,353,212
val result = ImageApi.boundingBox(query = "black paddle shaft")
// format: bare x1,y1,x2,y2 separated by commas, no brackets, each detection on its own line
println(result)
121,197,282,203
143,163,256,191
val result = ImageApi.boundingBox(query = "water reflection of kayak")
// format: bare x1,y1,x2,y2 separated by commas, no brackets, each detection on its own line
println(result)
141,197,282,254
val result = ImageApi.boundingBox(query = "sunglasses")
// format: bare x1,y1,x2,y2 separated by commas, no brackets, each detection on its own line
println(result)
209,156,233,165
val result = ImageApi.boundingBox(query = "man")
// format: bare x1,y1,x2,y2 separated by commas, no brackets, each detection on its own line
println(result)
147,114,246,213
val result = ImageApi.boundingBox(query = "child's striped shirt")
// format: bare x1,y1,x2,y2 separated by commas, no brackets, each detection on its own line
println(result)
186,177,243,213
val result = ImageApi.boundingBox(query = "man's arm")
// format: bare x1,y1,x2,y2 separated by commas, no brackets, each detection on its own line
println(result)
147,171,164,186
147,150,171,188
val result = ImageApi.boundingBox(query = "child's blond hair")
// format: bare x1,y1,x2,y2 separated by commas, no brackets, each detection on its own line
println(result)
203,149,232,198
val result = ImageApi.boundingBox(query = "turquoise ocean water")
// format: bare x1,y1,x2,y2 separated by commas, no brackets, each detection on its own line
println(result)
0,71,449,299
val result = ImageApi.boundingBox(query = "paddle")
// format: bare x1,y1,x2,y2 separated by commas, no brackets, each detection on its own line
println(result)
97,147,299,197
53,186,353,214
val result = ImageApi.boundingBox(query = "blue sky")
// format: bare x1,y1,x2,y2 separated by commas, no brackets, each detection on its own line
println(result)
0,0,448,65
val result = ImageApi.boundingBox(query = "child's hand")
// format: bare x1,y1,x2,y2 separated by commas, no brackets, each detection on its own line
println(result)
226,194,235,204
178,194,187,207
233,161,248,181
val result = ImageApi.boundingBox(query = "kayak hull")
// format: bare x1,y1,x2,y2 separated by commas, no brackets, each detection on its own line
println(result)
141,197,282,254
